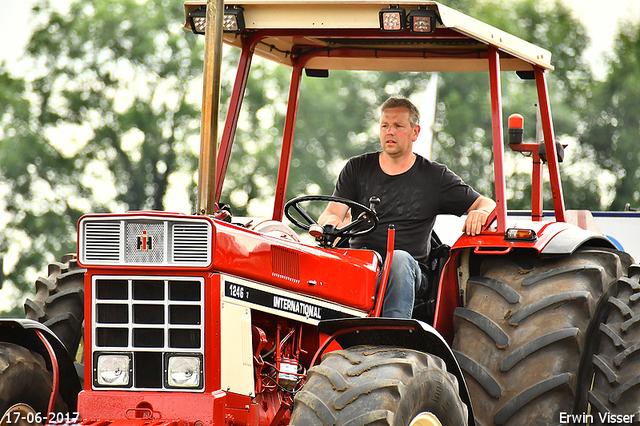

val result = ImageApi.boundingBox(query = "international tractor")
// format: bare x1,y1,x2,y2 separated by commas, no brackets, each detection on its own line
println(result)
1,1,638,425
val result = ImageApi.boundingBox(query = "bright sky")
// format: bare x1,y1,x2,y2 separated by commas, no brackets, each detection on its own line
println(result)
559,0,640,78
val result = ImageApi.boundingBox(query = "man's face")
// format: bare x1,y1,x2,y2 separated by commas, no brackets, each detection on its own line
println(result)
379,107,419,158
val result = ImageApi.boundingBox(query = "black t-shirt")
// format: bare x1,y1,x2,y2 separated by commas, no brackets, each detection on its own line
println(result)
333,152,479,263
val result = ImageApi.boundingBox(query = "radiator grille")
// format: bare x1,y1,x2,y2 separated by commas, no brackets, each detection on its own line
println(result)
92,276,204,391
84,222,122,262
173,223,210,263
80,216,212,267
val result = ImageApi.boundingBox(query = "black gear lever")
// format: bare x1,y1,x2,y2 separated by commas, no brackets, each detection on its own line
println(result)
357,196,380,222
369,196,380,213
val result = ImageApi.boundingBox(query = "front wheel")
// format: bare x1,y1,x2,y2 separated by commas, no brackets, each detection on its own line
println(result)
289,345,468,426
0,342,68,422
24,254,85,358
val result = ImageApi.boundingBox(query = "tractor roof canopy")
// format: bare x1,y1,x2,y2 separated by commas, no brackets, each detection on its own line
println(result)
184,0,553,73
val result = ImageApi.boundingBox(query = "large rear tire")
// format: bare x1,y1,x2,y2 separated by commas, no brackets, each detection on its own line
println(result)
452,248,630,425
289,345,468,426
24,255,85,358
0,342,67,420
588,264,640,425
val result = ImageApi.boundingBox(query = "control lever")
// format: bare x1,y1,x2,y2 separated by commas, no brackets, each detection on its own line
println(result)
357,196,380,222
369,196,380,213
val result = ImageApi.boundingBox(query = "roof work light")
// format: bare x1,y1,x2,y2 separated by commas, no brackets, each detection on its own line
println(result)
379,6,406,31
380,6,437,33
408,8,437,34
187,7,207,34
187,5,245,35
223,5,245,34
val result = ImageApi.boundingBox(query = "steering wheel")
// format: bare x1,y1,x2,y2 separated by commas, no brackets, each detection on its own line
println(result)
284,195,379,245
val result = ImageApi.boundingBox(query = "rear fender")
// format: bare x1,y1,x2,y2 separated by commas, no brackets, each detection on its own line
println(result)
435,224,618,340
0,319,82,410
541,225,617,255
317,317,475,426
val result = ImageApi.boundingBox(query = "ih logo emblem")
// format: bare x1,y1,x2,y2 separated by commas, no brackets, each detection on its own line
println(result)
137,230,153,251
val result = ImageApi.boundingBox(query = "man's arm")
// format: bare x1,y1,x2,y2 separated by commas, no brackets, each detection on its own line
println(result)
462,195,496,236
318,201,350,228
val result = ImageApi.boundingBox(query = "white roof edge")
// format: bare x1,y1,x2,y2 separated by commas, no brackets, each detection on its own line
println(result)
184,0,554,71
434,2,553,70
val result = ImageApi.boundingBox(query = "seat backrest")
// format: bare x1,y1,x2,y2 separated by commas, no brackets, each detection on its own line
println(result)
413,231,450,324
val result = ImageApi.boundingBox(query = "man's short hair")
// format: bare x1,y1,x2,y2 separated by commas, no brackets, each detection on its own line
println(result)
381,97,420,128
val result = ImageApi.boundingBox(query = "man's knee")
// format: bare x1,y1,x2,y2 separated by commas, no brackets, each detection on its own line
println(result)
390,250,418,278
390,250,414,269
388,250,418,286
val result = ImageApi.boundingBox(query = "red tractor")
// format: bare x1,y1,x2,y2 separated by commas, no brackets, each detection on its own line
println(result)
1,1,638,425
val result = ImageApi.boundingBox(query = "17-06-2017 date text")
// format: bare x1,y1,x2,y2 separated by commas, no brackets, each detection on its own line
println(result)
4,411,80,424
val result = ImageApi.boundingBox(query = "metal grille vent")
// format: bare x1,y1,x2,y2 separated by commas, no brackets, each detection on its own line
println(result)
271,246,300,282
84,221,121,262
173,223,210,263
80,217,211,267
93,276,204,392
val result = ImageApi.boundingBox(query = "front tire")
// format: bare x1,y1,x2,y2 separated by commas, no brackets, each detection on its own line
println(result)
0,342,67,421
289,345,468,426
24,254,85,358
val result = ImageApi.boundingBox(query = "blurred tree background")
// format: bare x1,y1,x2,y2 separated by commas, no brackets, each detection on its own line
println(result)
0,0,639,315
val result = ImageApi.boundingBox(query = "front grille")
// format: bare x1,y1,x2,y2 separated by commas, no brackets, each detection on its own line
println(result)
92,276,204,391
79,216,212,267
173,223,210,263
84,222,122,262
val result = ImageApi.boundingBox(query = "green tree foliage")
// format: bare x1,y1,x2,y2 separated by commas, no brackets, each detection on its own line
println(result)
0,68,83,317
0,0,202,315
434,0,603,210
25,0,203,211
581,20,640,210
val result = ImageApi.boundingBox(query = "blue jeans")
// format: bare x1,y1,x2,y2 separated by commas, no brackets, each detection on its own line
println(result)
378,250,427,318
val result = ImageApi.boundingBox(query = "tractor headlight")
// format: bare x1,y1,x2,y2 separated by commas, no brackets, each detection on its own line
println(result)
166,355,202,388
96,353,131,387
